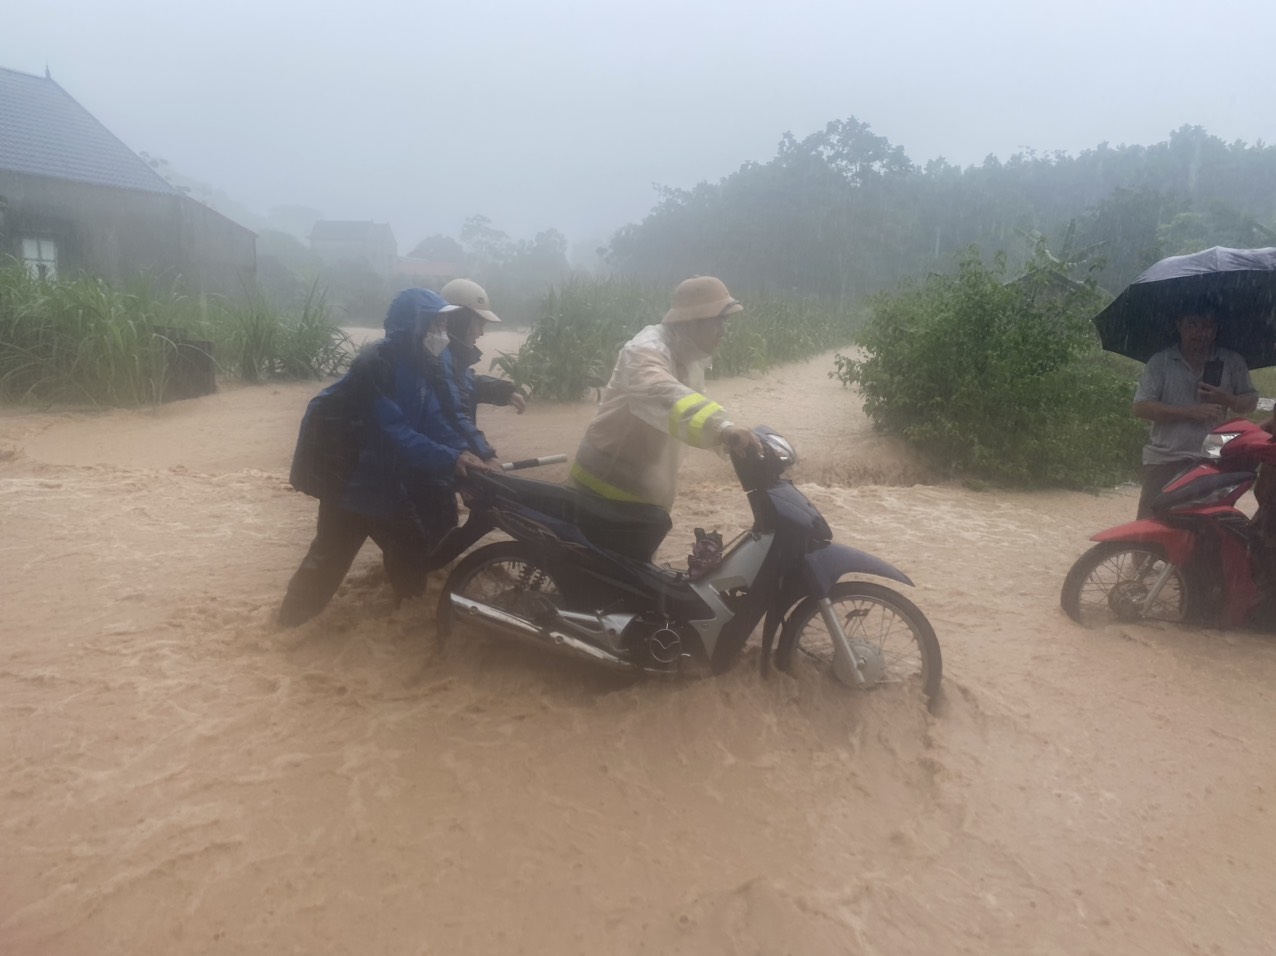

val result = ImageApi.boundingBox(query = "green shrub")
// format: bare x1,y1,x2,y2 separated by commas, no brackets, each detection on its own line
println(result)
0,262,351,406
0,266,187,404
216,283,350,383
494,277,861,401
834,248,1146,488
491,278,655,401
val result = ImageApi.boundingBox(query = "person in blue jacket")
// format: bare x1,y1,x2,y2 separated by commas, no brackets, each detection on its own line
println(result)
438,278,527,427
278,288,489,627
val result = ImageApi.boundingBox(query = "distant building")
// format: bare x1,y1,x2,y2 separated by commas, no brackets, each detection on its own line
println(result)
309,220,397,277
0,66,256,298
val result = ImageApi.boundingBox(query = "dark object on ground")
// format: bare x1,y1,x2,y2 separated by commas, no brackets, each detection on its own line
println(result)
154,327,216,402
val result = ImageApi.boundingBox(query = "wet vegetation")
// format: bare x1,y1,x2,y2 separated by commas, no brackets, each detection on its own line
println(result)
836,243,1147,487
0,263,349,405
598,120,1276,488
608,122,1276,301
490,277,860,402
4,117,1274,491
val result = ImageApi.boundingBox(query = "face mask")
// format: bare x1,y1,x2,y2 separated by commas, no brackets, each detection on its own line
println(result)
423,328,449,358
671,323,713,363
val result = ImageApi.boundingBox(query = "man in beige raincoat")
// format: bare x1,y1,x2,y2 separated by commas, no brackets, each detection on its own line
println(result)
570,276,762,513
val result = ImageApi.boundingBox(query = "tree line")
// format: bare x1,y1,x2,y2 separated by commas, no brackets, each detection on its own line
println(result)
605,120,1276,301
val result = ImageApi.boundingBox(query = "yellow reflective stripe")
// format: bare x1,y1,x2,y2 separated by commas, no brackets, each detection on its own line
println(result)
570,461,648,503
686,401,725,447
668,392,710,439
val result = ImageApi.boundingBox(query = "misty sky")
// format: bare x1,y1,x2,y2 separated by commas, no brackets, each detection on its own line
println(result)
6,0,1274,253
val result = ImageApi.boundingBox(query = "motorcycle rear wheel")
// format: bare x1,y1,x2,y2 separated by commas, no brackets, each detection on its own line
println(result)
1060,542,1189,628
776,582,941,699
436,541,564,649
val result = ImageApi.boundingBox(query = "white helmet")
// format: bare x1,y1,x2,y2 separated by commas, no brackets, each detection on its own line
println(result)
441,278,501,323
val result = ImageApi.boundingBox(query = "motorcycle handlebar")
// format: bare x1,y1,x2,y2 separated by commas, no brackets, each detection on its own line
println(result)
500,454,568,472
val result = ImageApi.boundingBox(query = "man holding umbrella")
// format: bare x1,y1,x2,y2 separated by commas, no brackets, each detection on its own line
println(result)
1093,245,1276,518
1132,307,1257,518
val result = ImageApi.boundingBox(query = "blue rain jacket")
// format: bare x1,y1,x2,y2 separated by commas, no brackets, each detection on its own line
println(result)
441,338,520,429
437,340,498,460
289,289,470,533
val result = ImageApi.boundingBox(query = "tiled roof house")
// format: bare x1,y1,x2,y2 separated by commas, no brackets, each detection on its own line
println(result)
0,66,255,298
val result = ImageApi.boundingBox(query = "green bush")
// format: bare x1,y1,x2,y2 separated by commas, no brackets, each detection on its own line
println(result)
493,277,861,401
0,262,351,406
218,283,350,383
0,266,186,404
711,294,856,377
491,278,655,401
834,248,1146,488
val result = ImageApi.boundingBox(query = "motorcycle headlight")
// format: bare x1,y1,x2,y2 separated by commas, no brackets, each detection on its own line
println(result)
1202,432,1241,460
761,432,798,467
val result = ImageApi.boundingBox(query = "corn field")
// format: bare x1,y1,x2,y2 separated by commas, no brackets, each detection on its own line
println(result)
491,277,862,401
0,263,350,406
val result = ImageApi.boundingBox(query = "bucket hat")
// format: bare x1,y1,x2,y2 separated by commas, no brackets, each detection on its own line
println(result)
662,276,743,324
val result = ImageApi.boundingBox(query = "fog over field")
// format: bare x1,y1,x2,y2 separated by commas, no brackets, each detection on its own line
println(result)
5,0,1273,247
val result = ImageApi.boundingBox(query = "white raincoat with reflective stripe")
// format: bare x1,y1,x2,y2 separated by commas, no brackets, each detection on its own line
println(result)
570,323,733,511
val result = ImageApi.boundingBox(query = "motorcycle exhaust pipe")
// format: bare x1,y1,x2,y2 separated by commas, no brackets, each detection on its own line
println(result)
449,593,638,672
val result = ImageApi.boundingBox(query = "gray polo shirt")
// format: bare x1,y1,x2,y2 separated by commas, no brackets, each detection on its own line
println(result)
1133,345,1256,465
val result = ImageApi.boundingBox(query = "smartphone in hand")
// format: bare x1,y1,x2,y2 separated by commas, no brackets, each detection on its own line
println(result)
1202,359,1224,388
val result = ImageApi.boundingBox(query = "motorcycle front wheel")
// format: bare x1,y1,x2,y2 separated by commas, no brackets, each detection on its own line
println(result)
435,541,564,649
776,582,942,699
1060,542,1189,628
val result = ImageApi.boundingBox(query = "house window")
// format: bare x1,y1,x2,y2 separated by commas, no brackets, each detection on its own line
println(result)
22,238,58,280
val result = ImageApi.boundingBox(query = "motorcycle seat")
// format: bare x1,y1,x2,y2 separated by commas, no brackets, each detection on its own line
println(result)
477,473,672,562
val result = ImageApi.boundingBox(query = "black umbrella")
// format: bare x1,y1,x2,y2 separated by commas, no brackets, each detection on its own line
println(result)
1093,246,1276,367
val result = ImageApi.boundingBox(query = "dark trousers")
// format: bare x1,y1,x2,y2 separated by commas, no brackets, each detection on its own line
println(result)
278,499,434,627
1138,460,1193,520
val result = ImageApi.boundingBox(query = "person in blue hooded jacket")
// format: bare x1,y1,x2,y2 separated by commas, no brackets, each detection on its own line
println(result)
439,278,527,429
278,288,490,627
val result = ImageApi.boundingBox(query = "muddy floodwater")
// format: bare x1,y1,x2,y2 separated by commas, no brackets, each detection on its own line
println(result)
4,337,1275,954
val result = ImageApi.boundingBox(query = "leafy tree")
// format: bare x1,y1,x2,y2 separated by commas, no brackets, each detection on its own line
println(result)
453,218,574,324
570,238,611,274
606,120,1276,311
777,118,916,184
460,215,514,270
1074,187,1180,292
836,243,1145,488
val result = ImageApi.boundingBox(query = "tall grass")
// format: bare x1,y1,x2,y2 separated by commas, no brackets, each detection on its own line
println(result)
492,277,861,401
0,266,184,404
0,261,351,406
490,279,659,401
221,282,350,383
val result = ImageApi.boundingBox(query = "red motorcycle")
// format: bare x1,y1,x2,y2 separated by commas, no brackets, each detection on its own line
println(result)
1061,418,1276,629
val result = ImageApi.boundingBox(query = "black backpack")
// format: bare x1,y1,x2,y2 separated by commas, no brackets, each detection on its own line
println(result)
289,347,386,500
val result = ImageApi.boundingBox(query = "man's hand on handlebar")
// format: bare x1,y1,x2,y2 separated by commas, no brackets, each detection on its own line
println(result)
721,425,764,459
454,450,490,477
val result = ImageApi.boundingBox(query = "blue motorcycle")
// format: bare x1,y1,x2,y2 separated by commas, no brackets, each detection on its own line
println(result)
435,428,941,697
